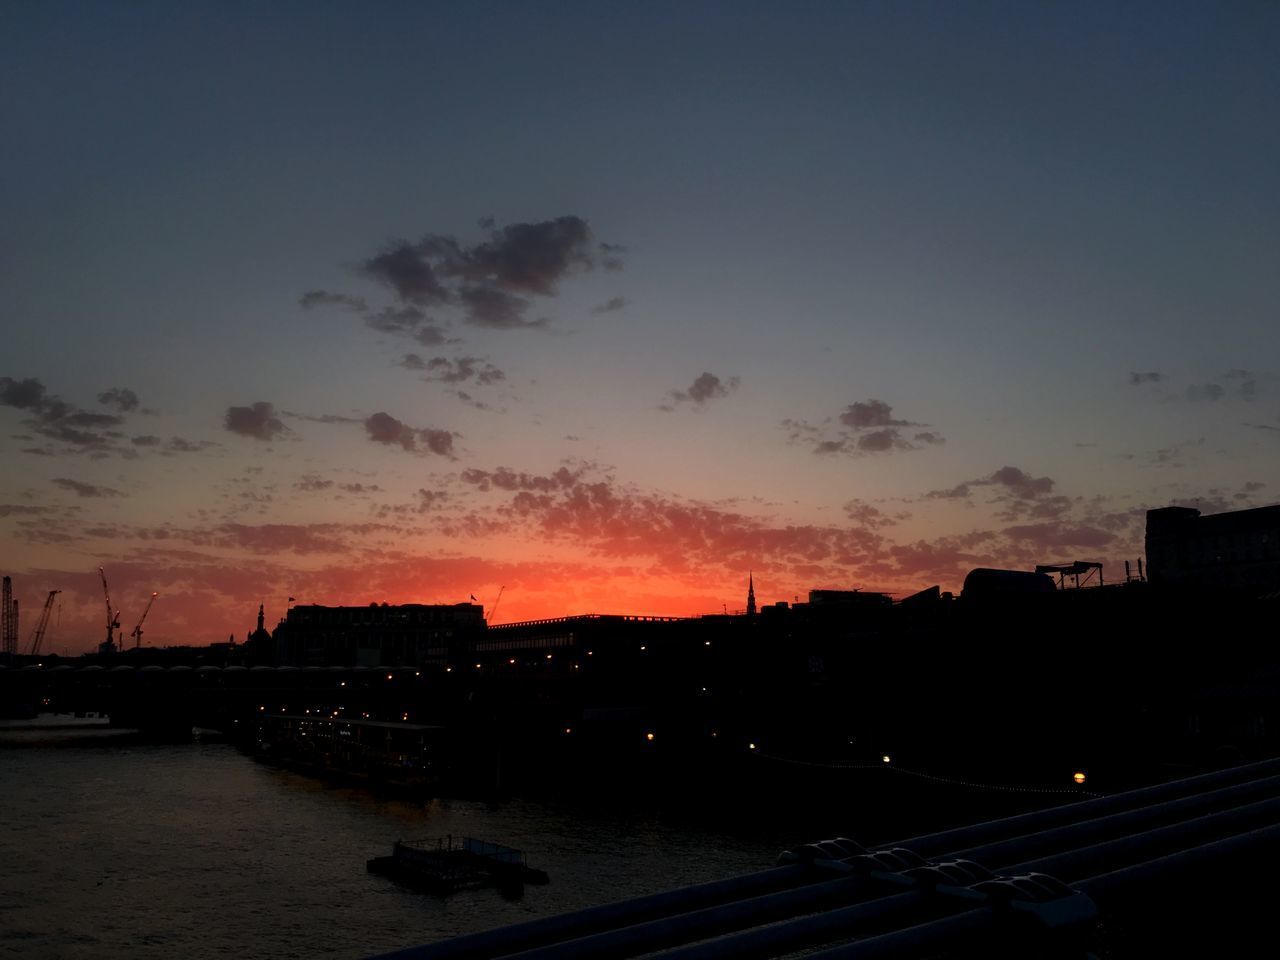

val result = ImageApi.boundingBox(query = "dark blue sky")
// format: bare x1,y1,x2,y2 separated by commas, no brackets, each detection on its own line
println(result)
3,2,1278,644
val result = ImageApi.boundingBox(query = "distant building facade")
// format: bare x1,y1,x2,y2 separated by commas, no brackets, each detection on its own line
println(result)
1146,504,1280,592
272,602,486,667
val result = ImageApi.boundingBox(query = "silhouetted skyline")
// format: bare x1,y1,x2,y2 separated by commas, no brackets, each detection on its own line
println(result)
3,3,1279,651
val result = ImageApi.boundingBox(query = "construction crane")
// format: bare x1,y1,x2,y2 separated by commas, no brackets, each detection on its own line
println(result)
487,585,505,624
27,590,60,656
1,576,16,657
129,592,158,648
98,566,120,655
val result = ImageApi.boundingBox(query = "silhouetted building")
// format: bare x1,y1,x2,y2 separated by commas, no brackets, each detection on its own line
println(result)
477,614,687,667
272,602,485,667
806,589,892,608
746,573,757,616
1146,504,1280,592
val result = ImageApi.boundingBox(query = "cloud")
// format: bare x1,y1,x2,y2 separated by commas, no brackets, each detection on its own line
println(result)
591,296,628,315
97,387,140,412
164,437,217,454
410,356,506,386
301,289,452,345
295,475,335,492
299,290,368,312
1,375,131,453
281,411,362,425
0,504,56,517
0,376,48,409
364,241,453,305
794,399,943,456
664,372,740,409
1129,371,1164,385
459,284,543,329
364,411,418,449
452,390,494,410
350,216,618,332
131,434,215,455
460,216,602,295
224,401,288,441
1183,370,1257,403
1221,369,1257,401
843,500,898,529
363,411,456,457
461,465,584,493
927,466,1056,501
52,478,123,498
364,304,448,342
838,399,915,429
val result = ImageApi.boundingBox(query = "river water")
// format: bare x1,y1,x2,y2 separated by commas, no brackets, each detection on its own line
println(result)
0,734,791,960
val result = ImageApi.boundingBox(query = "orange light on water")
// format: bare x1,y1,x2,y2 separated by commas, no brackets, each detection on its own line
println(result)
1073,771,1087,785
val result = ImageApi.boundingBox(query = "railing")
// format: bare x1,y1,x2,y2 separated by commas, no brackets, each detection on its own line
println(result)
367,757,1280,960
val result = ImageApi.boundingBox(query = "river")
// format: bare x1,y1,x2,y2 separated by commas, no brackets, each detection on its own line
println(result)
1,732,790,960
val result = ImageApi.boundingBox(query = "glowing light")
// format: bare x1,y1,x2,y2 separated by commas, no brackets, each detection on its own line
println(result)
474,663,482,669
645,732,655,741
1073,771,1087,784
545,654,552,660
509,658,517,664
586,650,593,656
748,742,757,750
446,666,452,672
704,640,711,646
339,681,346,687
640,645,646,651
564,727,572,734
386,673,393,680
882,755,891,764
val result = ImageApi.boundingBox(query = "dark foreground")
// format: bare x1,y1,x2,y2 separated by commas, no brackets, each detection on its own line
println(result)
370,757,1280,960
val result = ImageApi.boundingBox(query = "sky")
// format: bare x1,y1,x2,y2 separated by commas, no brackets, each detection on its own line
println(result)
3,1,1279,652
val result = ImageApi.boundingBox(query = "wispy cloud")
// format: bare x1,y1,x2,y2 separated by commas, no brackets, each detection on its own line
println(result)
661,372,740,410
224,401,290,441
364,412,456,457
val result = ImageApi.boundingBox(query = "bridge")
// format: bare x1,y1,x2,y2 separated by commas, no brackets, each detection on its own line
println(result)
367,756,1280,959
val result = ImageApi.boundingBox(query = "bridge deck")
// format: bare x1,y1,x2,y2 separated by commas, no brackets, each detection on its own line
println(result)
367,757,1280,959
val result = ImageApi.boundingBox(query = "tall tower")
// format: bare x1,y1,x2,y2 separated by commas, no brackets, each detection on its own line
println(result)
257,602,265,633
746,573,757,616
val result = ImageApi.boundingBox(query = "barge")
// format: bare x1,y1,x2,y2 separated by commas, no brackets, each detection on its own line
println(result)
368,836,549,894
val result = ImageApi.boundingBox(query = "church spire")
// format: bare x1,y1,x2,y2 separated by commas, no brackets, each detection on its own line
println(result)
257,602,265,632
746,572,757,616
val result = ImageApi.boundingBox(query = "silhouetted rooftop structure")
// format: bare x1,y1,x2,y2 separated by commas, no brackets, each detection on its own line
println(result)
270,602,485,667
961,568,1056,600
